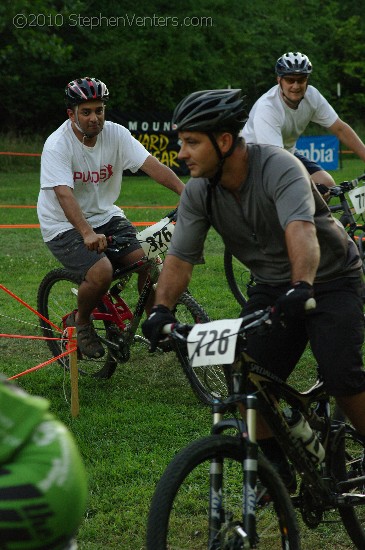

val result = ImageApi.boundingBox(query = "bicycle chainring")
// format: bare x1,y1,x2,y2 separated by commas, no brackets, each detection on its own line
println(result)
104,326,130,363
299,484,323,528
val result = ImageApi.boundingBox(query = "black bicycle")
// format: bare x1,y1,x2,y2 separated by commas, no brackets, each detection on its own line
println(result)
224,173,365,308
37,209,229,405
326,173,365,273
147,309,365,549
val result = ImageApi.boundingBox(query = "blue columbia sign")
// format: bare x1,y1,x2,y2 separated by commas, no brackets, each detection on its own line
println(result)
296,135,339,170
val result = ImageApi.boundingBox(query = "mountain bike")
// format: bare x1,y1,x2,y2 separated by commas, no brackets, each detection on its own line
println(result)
224,173,365,308
147,309,365,549
37,209,229,404
327,173,365,273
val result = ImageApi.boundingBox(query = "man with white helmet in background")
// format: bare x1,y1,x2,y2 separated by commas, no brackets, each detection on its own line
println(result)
242,52,365,191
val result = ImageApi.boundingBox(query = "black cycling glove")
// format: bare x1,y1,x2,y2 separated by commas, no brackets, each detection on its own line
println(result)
275,281,316,319
142,304,177,352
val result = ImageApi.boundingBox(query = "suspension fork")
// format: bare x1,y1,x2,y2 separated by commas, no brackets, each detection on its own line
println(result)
208,402,225,549
207,398,257,549
243,395,259,547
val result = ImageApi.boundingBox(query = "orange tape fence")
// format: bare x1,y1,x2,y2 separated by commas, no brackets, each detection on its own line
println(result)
2,280,77,416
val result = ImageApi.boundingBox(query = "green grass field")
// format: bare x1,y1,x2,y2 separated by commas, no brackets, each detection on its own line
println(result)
1,158,365,549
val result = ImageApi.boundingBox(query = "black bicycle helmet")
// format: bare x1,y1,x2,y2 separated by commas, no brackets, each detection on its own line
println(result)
172,89,246,133
65,77,109,107
275,52,313,76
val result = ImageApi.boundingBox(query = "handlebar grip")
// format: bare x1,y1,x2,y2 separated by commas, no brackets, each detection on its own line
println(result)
305,297,316,311
166,207,178,221
161,323,175,335
316,184,329,195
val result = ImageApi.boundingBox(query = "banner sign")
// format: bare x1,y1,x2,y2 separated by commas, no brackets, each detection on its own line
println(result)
108,110,188,175
296,135,339,170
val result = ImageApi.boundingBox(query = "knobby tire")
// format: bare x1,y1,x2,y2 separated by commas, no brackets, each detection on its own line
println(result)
224,248,249,309
331,425,365,548
147,434,300,549
172,293,232,405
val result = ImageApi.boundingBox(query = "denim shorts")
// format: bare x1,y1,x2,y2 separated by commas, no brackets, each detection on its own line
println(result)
46,217,142,278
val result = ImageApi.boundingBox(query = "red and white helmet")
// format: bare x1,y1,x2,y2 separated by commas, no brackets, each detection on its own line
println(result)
65,77,109,107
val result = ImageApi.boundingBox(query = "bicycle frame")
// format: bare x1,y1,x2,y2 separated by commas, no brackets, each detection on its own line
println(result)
246,369,332,498
57,255,158,351
95,257,159,341
200,360,358,549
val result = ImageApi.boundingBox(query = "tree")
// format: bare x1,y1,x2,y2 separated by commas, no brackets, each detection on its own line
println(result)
1,0,364,135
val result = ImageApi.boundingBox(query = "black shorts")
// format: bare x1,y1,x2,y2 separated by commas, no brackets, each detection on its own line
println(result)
294,151,324,175
242,276,365,397
46,217,142,279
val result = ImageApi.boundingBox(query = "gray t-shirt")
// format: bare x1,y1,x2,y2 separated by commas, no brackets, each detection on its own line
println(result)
168,144,360,285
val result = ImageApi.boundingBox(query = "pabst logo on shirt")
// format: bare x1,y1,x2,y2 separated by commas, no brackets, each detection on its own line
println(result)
73,164,113,184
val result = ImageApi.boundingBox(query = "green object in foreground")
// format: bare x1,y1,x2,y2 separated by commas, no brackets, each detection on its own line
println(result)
0,380,88,549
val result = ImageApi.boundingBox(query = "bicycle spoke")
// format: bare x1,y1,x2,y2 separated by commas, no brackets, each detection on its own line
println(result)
147,435,299,549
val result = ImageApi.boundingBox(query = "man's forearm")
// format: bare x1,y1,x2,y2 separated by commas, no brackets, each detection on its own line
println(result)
155,255,193,309
141,155,185,195
333,120,365,163
285,221,320,284
54,186,94,238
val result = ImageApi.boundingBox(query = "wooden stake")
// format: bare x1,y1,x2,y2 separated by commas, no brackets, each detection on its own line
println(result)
67,327,79,417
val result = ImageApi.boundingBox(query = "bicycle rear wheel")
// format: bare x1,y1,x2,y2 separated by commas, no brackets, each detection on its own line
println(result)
331,424,365,548
147,434,300,549
224,248,253,309
173,292,231,405
37,268,119,378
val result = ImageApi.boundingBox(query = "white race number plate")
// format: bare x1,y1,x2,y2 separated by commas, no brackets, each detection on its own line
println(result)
349,186,365,214
187,318,242,366
137,217,175,258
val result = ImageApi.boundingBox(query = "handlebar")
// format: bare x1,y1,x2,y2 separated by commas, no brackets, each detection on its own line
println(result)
160,309,273,345
327,173,365,198
164,207,178,222
107,233,136,251
161,298,316,342
107,207,178,254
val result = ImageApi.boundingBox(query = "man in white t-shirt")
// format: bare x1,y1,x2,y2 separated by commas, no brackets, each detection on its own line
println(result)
242,52,365,189
37,77,184,359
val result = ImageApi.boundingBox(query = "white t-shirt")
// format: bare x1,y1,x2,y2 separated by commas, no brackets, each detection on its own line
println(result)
37,120,150,241
241,84,338,152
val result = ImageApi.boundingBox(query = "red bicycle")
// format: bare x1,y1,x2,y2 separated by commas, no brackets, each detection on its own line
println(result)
37,209,229,404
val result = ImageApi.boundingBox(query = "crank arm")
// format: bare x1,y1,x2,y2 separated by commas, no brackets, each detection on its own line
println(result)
98,336,120,351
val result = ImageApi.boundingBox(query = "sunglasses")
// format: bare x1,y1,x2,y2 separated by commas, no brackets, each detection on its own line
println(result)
281,76,308,85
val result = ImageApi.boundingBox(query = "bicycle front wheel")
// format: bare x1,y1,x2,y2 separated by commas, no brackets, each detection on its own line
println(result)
147,434,300,549
332,424,365,548
37,268,118,378
173,292,231,406
224,248,254,309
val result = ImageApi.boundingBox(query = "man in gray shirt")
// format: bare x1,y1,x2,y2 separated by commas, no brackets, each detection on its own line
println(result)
142,88,365,490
